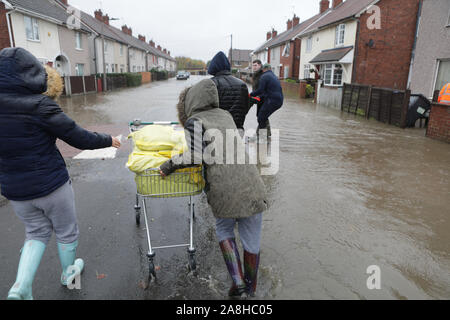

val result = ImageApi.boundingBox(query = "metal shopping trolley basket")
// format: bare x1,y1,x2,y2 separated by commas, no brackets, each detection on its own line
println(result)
129,120,204,282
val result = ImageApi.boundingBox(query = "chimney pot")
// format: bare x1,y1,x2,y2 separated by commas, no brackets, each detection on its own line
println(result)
287,19,293,30
94,9,103,21
320,0,330,14
293,14,300,26
266,31,272,40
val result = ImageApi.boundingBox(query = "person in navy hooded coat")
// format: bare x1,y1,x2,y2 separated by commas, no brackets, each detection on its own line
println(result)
0,47,121,300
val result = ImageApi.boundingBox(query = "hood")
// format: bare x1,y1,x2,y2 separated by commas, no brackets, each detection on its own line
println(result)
177,79,219,126
0,47,47,95
207,51,231,76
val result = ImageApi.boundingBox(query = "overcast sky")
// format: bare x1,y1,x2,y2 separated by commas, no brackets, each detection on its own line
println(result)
68,0,320,62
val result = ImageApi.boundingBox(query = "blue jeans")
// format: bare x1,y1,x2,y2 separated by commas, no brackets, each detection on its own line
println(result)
257,99,282,129
216,213,262,254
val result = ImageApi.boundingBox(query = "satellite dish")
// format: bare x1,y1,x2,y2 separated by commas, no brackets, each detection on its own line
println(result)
367,39,375,48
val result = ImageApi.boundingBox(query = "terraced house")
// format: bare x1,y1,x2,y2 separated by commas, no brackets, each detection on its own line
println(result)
0,0,92,76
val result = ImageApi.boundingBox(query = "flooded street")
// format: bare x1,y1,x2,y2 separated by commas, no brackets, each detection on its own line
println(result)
1,76,448,300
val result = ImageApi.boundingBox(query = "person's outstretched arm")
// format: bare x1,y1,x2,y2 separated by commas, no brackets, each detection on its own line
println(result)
36,96,119,150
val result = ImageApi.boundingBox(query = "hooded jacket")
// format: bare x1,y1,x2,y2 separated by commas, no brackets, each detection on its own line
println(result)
208,52,250,129
0,48,112,201
160,79,268,219
251,70,284,106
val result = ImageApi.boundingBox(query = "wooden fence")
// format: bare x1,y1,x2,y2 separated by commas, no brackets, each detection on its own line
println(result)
341,83,411,128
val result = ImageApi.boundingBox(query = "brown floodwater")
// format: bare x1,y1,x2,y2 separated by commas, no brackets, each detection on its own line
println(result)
58,76,450,300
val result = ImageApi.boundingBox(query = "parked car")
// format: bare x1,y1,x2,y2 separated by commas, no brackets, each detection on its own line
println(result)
177,71,189,80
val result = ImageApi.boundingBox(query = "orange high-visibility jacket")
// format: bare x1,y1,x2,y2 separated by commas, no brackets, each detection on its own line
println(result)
438,83,450,104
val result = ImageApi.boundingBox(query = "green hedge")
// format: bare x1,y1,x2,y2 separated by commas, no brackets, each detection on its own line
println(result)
125,73,142,87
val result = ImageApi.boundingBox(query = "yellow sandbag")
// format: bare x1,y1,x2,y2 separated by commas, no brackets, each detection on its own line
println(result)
127,125,187,173
128,125,187,152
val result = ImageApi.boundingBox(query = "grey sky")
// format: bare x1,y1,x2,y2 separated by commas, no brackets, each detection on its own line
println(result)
68,0,319,62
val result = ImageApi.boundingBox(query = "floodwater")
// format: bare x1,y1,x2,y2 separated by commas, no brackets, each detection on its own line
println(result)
58,76,450,300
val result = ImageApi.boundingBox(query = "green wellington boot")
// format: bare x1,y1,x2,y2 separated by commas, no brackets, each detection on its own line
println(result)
7,240,46,300
57,241,84,286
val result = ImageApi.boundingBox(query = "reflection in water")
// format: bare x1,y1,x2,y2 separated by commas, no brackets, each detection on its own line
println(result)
59,77,449,299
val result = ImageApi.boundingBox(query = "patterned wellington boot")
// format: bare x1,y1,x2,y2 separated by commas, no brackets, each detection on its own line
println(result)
7,240,46,300
244,251,260,297
57,241,84,287
219,239,247,299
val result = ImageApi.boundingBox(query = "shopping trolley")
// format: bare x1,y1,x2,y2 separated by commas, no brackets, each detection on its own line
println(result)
129,120,204,282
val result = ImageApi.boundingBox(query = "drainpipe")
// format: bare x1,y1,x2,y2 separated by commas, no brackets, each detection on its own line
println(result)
102,35,107,91
93,34,100,75
6,9,15,47
406,0,423,91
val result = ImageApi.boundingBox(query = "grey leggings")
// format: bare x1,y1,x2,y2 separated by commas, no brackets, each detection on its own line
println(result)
10,180,79,245
216,213,263,254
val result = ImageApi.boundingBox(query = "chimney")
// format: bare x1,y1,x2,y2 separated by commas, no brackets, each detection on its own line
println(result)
272,29,277,38
320,0,330,14
287,19,293,30
266,31,272,40
163,49,167,54
149,40,155,48
293,14,300,26
168,51,171,56
94,9,103,21
138,35,146,42
102,14,110,25
122,25,128,34
128,28,132,36
58,0,68,6
332,0,343,8
157,45,162,51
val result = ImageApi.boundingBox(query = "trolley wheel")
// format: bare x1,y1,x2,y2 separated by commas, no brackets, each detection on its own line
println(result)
188,254,197,275
135,211,141,226
135,207,141,226
148,260,156,279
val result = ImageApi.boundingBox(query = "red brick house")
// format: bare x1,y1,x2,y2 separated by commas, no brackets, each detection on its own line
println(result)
0,1,12,50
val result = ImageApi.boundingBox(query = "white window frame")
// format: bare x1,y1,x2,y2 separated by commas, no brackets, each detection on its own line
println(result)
304,64,311,79
433,59,450,93
335,24,345,47
75,32,82,50
306,36,313,53
105,63,109,73
75,63,84,76
283,42,290,57
24,16,40,41
322,63,343,86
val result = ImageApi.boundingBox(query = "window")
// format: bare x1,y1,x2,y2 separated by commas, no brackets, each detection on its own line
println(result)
434,60,450,92
306,36,313,53
322,63,343,86
304,64,311,79
120,45,124,56
335,24,345,47
24,16,40,41
75,32,82,50
271,48,278,61
283,42,290,57
75,64,84,76
120,65,124,73
105,63,109,73
111,64,115,73
133,66,136,72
